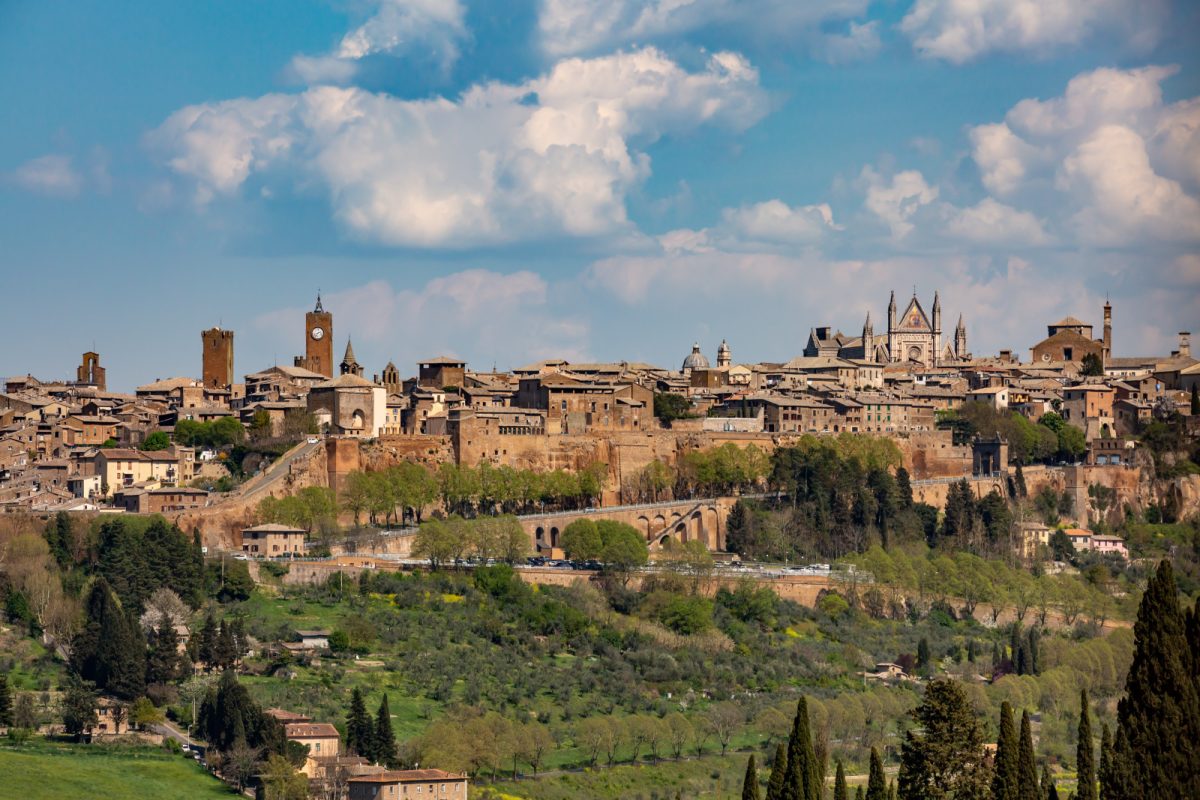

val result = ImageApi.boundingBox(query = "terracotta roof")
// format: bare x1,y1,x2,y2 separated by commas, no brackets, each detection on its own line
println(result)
244,523,306,533
349,769,467,783
284,722,340,739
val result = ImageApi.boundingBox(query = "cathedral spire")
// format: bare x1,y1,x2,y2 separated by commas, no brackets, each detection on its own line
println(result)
340,337,362,376
314,293,324,313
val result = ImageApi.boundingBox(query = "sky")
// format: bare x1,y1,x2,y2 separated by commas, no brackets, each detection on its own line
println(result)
1,0,1198,391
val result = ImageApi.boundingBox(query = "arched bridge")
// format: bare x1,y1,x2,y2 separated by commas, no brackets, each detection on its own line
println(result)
519,496,740,554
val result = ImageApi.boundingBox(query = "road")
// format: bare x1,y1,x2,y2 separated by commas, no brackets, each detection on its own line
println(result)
223,438,324,504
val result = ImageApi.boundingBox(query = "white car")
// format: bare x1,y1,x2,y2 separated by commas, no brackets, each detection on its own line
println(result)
307,437,320,444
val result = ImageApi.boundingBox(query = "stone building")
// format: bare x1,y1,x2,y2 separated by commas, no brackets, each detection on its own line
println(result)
76,352,106,391
201,327,235,389
418,357,466,389
1029,301,1112,366
241,523,306,557
294,295,334,378
307,373,386,437
348,770,468,800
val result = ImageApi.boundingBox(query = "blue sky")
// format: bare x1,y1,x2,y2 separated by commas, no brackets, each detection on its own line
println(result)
2,0,1198,390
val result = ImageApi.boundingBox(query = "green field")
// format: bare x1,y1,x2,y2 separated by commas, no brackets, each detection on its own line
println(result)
0,741,234,800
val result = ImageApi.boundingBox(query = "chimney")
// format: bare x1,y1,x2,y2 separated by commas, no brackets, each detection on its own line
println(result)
1181,331,1192,359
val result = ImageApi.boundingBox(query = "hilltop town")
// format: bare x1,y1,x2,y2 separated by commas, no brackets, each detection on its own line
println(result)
1,293,1198,800
4,292,1196,518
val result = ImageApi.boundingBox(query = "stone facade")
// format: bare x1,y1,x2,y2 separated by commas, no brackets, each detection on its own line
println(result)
201,327,235,389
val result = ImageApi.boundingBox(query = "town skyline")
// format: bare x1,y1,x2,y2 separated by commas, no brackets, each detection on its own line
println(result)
2,2,1198,389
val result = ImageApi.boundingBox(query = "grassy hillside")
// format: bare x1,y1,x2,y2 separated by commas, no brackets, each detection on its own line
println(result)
0,741,233,800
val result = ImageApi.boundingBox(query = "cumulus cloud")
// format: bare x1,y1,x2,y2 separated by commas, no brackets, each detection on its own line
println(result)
537,0,870,58
150,47,767,247
861,167,938,239
967,65,1200,246
943,198,1050,246
901,0,1168,63
286,0,467,84
11,154,84,196
256,269,591,368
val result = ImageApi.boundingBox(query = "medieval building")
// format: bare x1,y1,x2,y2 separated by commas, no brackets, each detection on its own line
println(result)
803,290,968,367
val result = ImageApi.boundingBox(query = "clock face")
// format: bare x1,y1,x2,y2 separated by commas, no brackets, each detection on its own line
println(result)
311,327,325,340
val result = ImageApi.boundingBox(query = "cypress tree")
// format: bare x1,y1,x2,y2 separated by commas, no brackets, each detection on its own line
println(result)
374,694,397,767
214,620,236,670
146,613,181,685
198,613,217,669
916,638,930,671
345,688,372,758
1191,384,1199,416
896,467,913,508
1106,561,1200,798
0,674,12,726
887,782,895,800
992,701,1019,800
1026,628,1041,675
766,743,788,800
1076,689,1096,800
992,641,1002,666
782,697,820,800
855,788,864,800
743,754,762,800
70,578,146,700
1017,710,1039,800
1098,723,1111,800
865,747,887,800
833,760,848,800
1041,764,1057,800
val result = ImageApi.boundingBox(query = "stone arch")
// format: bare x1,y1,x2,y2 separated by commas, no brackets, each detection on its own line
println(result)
550,526,559,549
675,522,688,542
690,511,704,546
705,506,721,550
638,515,651,537
535,526,545,550
653,514,666,533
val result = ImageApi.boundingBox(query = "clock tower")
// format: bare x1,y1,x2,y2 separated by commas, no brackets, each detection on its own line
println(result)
296,294,334,377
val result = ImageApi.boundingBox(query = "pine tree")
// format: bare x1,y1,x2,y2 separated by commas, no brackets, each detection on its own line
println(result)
743,754,762,800
1106,561,1200,798
782,697,820,800
1040,763,1057,800
374,694,397,767
1076,689,1096,800
898,679,989,800
865,747,887,800
992,701,1019,800
345,688,373,758
1018,710,1039,800
0,673,12,726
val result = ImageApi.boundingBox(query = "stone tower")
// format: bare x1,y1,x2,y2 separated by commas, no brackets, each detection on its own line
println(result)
76,352,106,391
201,327,234,389
862,312,874,361
295,294,334,377
381,361,401,394
955,314,967,360
716,339,731,368
1103,299,1112,361
340,338,363,377
886,290,897,357
932,291,942,367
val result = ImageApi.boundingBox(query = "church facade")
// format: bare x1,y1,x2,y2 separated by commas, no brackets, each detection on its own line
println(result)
803,291,968,368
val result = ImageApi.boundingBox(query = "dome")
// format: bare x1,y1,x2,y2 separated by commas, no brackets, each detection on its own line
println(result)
682,342,710,370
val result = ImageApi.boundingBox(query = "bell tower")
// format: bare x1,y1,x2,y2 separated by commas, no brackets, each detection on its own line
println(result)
297,294,334,377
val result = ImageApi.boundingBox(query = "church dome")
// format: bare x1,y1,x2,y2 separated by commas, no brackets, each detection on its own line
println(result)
682,343,710,370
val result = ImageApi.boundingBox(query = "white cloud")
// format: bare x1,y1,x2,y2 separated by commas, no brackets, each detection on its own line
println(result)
944,198,1050,245
1059,124,1200,245
861,167,938,239
150,47,767,247
719,200,841,244
901,0,1168,64
818,20,882,65
256,270,591,368
967,65,1200,246
11,154,84,196
537,0,870,58
286,0,467,85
